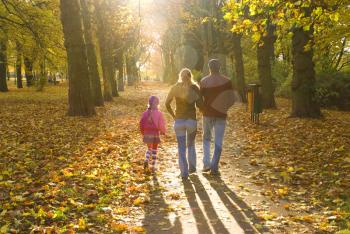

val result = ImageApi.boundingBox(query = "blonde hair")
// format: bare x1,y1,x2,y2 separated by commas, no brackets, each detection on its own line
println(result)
178,68,196,85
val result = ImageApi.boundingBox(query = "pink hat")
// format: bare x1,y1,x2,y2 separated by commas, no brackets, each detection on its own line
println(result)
149,96,159,108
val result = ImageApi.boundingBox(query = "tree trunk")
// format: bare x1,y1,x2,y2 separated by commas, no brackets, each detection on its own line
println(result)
36,60,47,92
257,24,276,109
126,56,132,86
170,53,177,84
81,0,104,106
6,64,10,81
0,40,8,92
117,54,124,91
335,37,346,71
126,56,137,86
232,33,246,102
291,26,321,118
60,0,95,116
94,0,113,101
24,57,34,87
110,64,118,96
162,52,171,83
16,43,23,89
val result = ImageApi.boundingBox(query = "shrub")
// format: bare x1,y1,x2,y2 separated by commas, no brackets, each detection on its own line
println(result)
192,70,203,83
336,230,350,234
273,61,292,98
36,74,47,92
315,72,350,111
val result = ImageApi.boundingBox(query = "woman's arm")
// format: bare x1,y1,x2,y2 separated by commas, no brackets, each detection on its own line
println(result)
165,87,176,119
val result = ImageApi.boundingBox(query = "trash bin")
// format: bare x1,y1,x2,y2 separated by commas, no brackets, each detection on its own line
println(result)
247,84,262,124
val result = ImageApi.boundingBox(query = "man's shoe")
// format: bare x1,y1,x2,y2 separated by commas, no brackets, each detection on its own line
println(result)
202,167,211,173
210,170,221,176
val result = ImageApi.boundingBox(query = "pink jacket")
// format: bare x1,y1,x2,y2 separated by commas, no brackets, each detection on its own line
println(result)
140,109,166,136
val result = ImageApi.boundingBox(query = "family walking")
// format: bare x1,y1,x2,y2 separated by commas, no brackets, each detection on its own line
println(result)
140,59,236,179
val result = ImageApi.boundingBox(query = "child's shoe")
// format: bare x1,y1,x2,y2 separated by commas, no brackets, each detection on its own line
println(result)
143,160,149,170
151,166,157,173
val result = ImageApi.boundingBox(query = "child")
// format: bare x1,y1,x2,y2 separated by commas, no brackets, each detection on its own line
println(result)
140,96,166,171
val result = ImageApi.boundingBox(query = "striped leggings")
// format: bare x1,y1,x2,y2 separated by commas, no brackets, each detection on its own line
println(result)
145,143,158,168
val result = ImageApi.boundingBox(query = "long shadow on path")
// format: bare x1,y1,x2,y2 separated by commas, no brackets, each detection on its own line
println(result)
143,175,183,234
183,179,213,233
189,175,230,234
203,174,269,234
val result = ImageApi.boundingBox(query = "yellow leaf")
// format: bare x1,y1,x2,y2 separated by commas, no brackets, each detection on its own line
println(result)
252,32,261,43
243,19,252,26
202,17,209,24
280,171,291,183
259,212,277,220
277,187,289,197
303,25,310,31
0,210,7,217
62,169,73,177
37,207,46,218
78,218,86,231
114,207,129,215
301,215,314,223
111,222,128,232
133,197,144,206
223,12,232,21
335,145,345,152
168,192,181,200
166,206,176,212
130,226,145,233
0,224,8,234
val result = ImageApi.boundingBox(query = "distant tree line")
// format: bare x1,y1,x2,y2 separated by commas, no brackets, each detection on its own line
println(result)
0,0,148,116
160,0,350,117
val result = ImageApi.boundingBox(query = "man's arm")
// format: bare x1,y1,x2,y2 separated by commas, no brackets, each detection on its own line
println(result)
165,87,176,119
193,85,204,111
226,80,236,108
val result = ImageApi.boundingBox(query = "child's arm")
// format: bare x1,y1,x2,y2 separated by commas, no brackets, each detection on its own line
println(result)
139,113,145,135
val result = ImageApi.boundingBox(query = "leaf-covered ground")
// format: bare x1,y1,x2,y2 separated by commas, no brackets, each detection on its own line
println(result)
0,83,349,234
0,84,152,233
221,100,350,233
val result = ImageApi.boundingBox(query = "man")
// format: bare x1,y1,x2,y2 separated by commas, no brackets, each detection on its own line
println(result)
200,59,235,175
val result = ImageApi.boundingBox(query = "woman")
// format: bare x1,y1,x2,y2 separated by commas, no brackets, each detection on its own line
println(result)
165,68,203,179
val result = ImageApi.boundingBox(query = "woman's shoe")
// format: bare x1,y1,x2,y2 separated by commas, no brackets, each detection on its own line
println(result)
178,173,189,180
181,176,189,181
189,168,196,174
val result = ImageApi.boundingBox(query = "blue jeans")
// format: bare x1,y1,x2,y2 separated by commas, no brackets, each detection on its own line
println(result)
174,119,197,177
202,116,226,172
